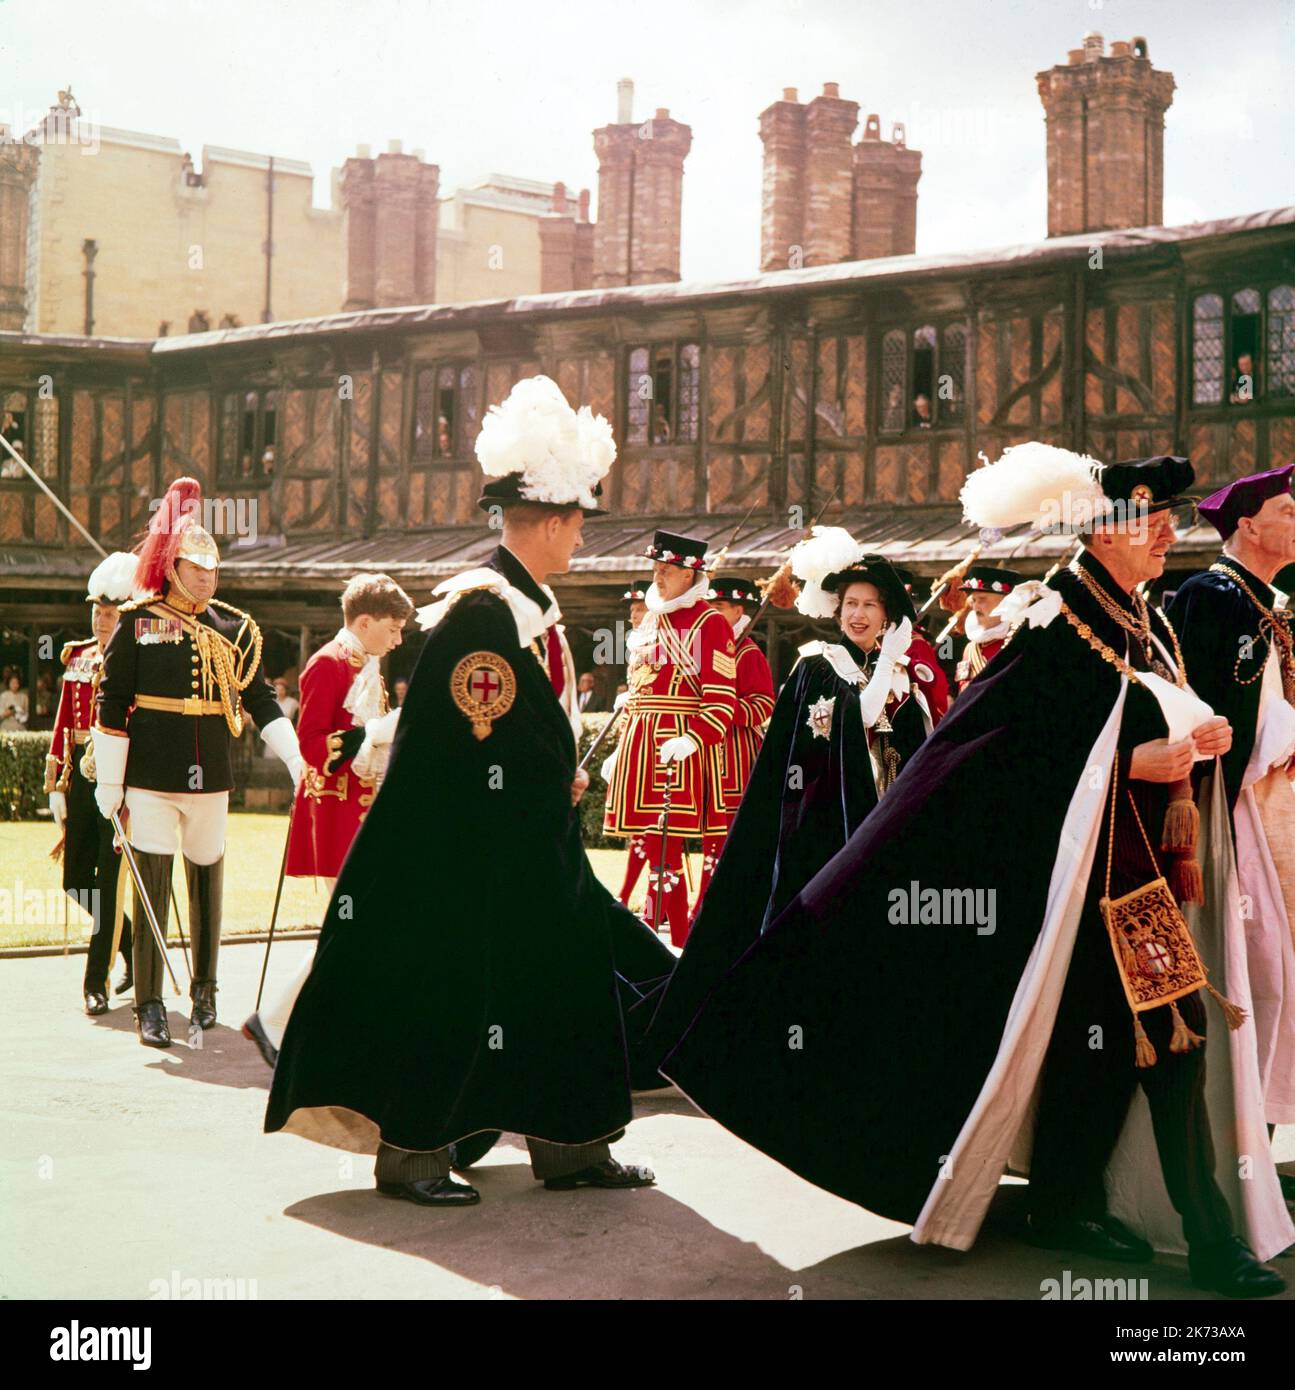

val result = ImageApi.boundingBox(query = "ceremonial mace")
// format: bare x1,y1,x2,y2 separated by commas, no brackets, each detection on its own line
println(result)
110,810,184,993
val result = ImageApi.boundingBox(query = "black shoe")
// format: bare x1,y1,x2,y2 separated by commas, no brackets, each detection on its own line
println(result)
1190,1236,1287,1298
376,1176,480,1206
241,1013,278,1069
544,1158,656,1191
1025,1213,1154,1263
190,982,217,1030
135,1000,172,1048
84,991,108,1017
114,967,133,996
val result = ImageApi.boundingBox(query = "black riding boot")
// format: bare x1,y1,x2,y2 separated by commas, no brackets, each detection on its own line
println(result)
186,855,224,1029
131,851,174,1048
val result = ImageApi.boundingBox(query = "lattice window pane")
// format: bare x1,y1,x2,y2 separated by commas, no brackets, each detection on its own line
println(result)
414,368,437,457
1268,286,1295,398
218,392,239,478
436,366,457,458
677,342,700,443
32,395,58,479
1192,294,1224,406
881,330,906,431
458,364,479,455
626,346,650,444
0,389,27,477
940,324,967,424
1232,288,1261,315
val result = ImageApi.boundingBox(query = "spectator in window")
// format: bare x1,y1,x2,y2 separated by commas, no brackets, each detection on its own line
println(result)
1229,352,1257,405
1,429,24,476
437,415,453,455
393,677,409,708
651,403,672,444
884,382,904,429
912,393,933,428
273,678,300,724
261,444,276,476
0,674,29,730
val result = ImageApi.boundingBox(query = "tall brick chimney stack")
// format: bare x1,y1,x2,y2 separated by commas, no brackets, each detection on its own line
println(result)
760,84,921,270
592,83,692,287
758,88,806,270
1037,33,1175,237
341,141,439,311
539,181,596,293
852,115,922,259
803,83,859,265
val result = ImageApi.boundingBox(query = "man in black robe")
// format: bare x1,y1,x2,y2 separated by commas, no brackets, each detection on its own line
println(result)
265,376,672,1205
1168,465,1295,1199
657,447,1290,1296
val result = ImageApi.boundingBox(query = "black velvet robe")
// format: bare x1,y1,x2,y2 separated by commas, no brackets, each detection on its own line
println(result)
657,554,1177,1223
265,548,673,1152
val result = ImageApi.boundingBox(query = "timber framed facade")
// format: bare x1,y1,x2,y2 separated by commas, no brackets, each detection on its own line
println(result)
3,207,1294,694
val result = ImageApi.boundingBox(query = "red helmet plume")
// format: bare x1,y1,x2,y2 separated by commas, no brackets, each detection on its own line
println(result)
134,477,204,595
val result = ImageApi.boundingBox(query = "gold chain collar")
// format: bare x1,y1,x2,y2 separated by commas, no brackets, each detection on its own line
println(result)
1062,564,1186,689
1210,560,1295,701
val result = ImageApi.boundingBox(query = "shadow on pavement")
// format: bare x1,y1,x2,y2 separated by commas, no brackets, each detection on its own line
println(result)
92,1006,273,1092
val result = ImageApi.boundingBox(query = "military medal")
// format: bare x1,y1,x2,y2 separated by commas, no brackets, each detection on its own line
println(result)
450,651,517,740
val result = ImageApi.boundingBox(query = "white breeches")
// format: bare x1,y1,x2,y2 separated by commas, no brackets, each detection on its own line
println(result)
125,789,228,865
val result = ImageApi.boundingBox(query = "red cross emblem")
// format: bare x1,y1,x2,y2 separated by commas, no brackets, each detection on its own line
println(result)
469,667,501,703
1137,939,1173,978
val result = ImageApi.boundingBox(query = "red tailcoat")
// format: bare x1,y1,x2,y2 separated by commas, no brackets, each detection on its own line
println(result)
44,638,99,793
901,636,952,726
705,631,775,829
285,639,386,879
955,636,1006,693
604,600,737,837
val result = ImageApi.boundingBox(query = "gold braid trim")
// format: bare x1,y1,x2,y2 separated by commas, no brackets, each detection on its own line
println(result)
1058,598,1185,688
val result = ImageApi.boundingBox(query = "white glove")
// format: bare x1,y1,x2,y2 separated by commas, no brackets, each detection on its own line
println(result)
260,715,304,793
600,747,619,784
49,791,67,827
364,708,401,746
658,734,699,765
92,729,129,820
859,619,911,728
613,690,630,712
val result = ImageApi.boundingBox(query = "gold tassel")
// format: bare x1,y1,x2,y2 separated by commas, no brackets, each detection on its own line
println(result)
1161,789,1198,853
1167,851,1205,906
1168,1001,1205,1053
1133,1016,1157,1068
1205,981,1248,1030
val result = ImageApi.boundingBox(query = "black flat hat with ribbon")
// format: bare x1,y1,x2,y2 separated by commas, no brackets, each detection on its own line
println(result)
822,553,917,625
708,576,761,607
961,565,1022,595
622,583,649,602
1096,454,1195,519
645,530,709,571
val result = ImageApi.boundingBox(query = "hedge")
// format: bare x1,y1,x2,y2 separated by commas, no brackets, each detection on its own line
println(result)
1,731,52,822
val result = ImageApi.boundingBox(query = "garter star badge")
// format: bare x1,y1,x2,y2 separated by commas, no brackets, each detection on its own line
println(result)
450,651,516,740
806,695,835,740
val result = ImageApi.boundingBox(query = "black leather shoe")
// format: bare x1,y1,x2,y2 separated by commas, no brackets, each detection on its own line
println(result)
1190,1236,1287,1298
190,982,217,1030
135,1000,172,1048
114,966,133,996
241,1013,278,1069
544,1159,656,1191
84,991,108,1017
1025,1213,1154,1263
376,1176,480,1206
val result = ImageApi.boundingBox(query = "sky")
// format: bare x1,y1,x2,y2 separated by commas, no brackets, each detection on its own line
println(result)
1,0,1291,285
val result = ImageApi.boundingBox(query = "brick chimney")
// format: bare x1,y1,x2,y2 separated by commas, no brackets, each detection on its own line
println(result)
760,84,921,270
539,182,595,293
803,83,859,265
592,83,692,287
1036,33,1175,237
0,135,39,330
341,142,439,311
852,115,922,259
759,88,806,270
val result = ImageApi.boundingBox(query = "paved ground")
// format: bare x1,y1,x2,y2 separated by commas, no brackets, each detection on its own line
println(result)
4,944,1293,1301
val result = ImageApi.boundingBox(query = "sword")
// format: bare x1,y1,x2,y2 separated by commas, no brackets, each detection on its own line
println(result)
109,810,181,993
254,803,295,1013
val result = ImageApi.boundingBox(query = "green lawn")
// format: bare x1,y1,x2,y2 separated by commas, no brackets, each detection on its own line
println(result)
0,813,700,949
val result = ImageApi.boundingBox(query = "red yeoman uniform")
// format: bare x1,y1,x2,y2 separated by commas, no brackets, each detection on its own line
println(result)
604,531,737,947
693,577,775,911
286,633,389,878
